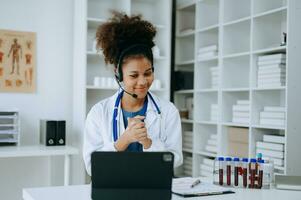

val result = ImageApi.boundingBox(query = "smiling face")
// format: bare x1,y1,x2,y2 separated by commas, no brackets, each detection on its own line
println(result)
121,56,154,99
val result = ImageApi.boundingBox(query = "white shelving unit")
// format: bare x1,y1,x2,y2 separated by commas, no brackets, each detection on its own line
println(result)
174,0,301,177
76,0,172,116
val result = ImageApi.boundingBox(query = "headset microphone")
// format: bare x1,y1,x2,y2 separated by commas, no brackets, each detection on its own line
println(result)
115,76,138,99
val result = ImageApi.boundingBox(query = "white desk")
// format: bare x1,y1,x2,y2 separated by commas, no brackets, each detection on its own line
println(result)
23,184,301,200
0,145,79,185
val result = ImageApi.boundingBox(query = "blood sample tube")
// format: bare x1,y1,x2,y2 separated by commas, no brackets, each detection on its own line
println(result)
218,157,224,186
233,157,240,186
249,158,257,188
242,158,248,188
226,157,232,186
257,160,264,189
256,153,262,174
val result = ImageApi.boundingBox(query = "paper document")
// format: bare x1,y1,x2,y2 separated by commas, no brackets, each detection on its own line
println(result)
172,177,234,197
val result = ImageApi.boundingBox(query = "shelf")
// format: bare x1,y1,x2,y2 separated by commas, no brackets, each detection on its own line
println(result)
195,150,217,158
222,89,249,129
222,88,250,92
174,89,194,94
0,138,18,143
195,121,217,125
87,51,103,56
173,0,300,178
252,124,285,130
223,51,250,59
223,20,250,55
182,148,193,153
176,35,195,62
181,119,194,124
86,85,118,90
0,115,17,119
252,46,286,54
252,90,285,126
195,89,218,93
223,16,251,27
0,145,79,158
0,124,17,127
195,92,218,121
253,9,287,51
222,122,250,128
197,56,218,62
252,87,286,91
253,6,287,19
196,24,219,33
0,130,18,134
175,59,195,66
87,17,106,29
222,55,250,89
176,30,195,37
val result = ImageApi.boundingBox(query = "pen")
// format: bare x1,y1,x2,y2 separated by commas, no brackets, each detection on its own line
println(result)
191,179,201,188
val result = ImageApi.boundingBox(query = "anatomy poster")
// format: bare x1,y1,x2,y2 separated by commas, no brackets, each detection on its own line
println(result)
0,29,36,93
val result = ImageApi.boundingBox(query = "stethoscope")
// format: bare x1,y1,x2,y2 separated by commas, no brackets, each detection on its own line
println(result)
112,90,161,142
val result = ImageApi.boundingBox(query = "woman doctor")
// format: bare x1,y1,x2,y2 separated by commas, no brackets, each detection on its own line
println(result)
83,12,183,175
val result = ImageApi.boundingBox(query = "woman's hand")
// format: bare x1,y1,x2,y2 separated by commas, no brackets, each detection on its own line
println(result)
114,115,152,151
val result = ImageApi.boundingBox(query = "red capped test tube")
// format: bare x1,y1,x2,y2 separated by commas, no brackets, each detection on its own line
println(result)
257,159,264,189
218,157,224,186
225,157,232,186
249,158,257,188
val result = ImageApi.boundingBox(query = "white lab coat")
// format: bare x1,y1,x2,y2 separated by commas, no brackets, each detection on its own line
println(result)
83,91,183,175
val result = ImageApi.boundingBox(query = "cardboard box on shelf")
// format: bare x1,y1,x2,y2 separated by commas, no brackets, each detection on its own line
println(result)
228,127,249,143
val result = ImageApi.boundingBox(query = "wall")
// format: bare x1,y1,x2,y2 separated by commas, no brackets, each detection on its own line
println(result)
0,0,78,199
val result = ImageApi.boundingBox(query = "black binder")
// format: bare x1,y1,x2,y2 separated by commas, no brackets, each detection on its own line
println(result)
56,120,66,145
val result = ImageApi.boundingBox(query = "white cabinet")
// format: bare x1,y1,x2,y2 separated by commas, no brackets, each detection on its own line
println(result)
174,0,301,177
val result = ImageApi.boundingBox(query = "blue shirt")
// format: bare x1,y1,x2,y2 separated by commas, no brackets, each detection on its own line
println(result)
122,98,148,152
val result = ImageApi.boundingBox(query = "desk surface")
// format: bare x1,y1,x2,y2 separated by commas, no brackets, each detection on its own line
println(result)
23,184,301,200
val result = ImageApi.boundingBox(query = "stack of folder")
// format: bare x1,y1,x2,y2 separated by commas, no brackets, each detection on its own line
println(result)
183,156,193,176
257,53,286,88
197,45,218,61
210,104,218,121
204,134,218,153
210,67,219,88
232,100,250,124
259,106,286,127
256,134,285,167
199,158,215,178
183,131,193,150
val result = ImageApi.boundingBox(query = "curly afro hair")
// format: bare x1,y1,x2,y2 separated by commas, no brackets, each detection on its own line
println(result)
96,11,157,67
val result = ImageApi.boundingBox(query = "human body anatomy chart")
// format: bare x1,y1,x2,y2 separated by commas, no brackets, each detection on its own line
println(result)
0,29,36,93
